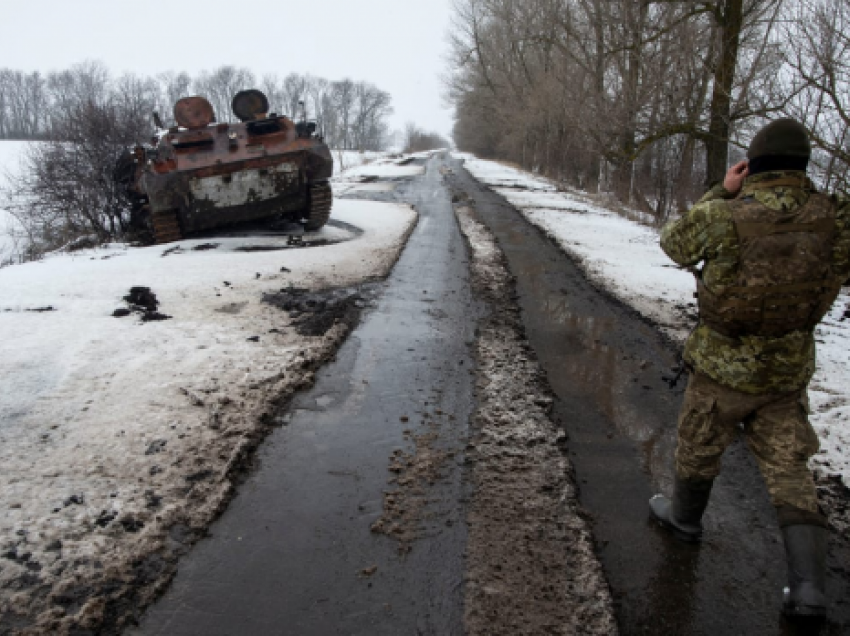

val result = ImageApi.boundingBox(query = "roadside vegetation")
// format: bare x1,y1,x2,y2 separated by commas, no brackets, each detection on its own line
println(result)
403,122,451,153
445,0,850,224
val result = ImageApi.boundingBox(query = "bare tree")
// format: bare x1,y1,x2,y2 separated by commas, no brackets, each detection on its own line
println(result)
46,60,111,134
0,69,48,139
306,75,332,136
282,73,311,119
113,73,160,141
351,82,393,151
157,70,193,125
2,64,154,253
330,79,356,149
781,0,850,194
446,0,791,221
194,65,257,122
259,72,284,114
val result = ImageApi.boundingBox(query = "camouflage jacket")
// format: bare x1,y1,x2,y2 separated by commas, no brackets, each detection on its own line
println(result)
661,171,850,394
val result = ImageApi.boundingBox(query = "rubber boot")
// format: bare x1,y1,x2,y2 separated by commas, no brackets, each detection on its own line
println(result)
781,524,828,619
649,477,713,543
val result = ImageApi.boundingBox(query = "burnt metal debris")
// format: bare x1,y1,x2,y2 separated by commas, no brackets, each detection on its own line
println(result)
115,89,334,244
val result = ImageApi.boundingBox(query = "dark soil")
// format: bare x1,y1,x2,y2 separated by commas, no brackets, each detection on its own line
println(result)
139,311,171,323
232,238,335,252
118,287,172,322
263,284,379,337
370,421,451,554
66,236,99,252
233,245,288,252
817,474,850,535
123,287,159,312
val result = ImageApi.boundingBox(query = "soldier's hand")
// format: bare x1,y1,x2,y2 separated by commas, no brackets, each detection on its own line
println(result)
723,160,749,195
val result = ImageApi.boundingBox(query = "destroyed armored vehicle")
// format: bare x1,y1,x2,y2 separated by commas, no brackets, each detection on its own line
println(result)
116,89,333,244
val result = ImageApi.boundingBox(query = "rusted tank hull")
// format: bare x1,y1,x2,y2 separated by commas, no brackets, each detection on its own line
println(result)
120,92,335,243
141,145,332,234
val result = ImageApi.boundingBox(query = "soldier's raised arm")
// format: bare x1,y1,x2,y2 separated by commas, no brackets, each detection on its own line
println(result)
660,161,752,268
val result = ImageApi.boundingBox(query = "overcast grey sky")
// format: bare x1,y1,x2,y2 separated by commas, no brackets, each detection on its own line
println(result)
0,0,456,138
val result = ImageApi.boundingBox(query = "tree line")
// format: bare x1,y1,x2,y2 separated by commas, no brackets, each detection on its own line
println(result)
0,61,393,151
446,0,850,222
403,122,451,153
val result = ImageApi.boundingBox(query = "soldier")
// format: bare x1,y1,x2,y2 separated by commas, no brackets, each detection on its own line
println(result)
649,118,850,618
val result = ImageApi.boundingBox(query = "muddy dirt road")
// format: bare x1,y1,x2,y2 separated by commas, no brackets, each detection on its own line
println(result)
131,157,477,635
445,156,850,636
130,152,850,636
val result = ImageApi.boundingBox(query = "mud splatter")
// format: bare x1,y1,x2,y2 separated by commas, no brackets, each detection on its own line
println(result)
117,287,172,322
370,419,451,553
263,284,378,337
817,473,850,535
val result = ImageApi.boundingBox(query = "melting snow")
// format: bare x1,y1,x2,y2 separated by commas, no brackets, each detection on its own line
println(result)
0,138,418,628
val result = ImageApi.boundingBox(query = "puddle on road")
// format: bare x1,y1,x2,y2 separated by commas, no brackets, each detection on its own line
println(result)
484,220,677,471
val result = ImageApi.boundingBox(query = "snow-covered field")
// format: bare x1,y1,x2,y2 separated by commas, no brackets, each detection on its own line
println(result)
332,149,390,174
334,152,429,192
332,149,436,178
0,140,418,631
458,153,850,486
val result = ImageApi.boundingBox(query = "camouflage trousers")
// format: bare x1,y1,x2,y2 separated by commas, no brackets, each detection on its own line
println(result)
675,371,821,518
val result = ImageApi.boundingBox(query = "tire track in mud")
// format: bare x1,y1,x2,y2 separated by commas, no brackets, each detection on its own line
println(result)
451,188,616,635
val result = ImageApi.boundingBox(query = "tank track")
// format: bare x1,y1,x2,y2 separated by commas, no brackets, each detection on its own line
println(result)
304,182,333,231
151,209,182,244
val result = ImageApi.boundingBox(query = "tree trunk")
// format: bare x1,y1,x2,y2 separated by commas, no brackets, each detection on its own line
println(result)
704,0,744,187
588,0,607,194
614,0,648,204
676,135,696,212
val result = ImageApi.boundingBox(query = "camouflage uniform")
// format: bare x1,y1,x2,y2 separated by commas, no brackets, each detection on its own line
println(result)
660,170,850,520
